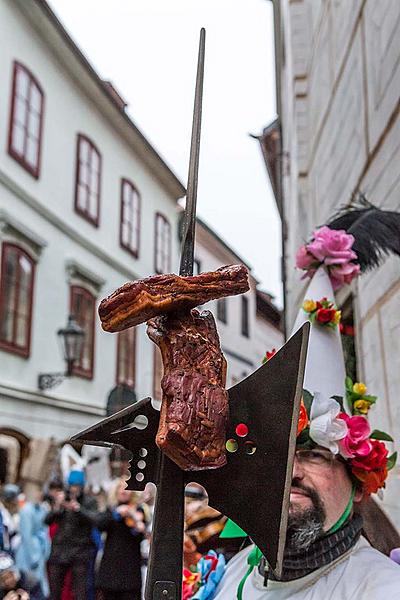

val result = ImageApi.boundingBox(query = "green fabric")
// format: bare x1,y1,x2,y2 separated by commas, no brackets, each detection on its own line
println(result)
219,518,247,538
326,484,356,535
237,546,263,600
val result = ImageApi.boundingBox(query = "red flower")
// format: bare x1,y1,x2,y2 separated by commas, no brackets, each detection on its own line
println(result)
351,439,388,472
352,466,388,495
262,348,277,364
316,308,336,323
297,399,309,436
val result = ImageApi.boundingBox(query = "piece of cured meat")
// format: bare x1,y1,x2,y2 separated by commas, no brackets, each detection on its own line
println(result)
99,264,249,332
147,309,228,471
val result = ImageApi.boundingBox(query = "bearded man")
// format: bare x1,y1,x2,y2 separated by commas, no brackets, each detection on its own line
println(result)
213,444,400,599
214,263,400,598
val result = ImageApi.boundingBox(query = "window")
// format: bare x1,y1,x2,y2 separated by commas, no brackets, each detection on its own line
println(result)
154,213,171,274
8,62,44,178
116,328,136,387
241,296,249,337
74,134,101,226
120,179,140,257
0,243,35,357
70,286,95,378
217,298,227,324
153,346,163,402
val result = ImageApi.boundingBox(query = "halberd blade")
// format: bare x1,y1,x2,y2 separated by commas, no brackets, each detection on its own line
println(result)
179,28,205,277
72,323,309,581
71,397,160,491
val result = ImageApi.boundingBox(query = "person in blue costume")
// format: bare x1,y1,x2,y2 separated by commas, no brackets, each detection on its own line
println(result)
15,485,50,598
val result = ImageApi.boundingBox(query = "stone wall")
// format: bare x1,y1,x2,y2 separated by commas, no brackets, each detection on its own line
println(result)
280,0,400,526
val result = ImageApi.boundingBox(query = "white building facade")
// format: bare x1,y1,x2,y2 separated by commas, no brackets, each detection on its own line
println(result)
0,0,185,472
0,0,283,484
265,0,400,526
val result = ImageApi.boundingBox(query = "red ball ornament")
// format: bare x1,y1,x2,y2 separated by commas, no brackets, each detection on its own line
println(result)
236,423,248,437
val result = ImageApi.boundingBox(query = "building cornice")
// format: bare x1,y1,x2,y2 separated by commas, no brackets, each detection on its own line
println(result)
0,382,105,416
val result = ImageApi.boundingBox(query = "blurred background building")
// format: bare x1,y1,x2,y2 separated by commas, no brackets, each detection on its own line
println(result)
261,0,400,526
0,0,282,486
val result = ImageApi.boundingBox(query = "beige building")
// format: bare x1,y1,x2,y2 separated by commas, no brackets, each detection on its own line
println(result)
262,0,400,526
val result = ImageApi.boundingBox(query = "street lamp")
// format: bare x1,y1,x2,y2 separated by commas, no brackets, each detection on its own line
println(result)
38,315,85,391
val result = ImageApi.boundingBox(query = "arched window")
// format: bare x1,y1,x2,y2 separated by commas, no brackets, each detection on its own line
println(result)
70,285,95,378
8,62,45,178
116,327,136,387
154,213,171,274
120,178,140,257
74,134,101,226
0,243,35,357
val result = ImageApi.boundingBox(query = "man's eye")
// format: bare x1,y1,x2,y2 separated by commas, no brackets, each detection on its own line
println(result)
308,451,327,462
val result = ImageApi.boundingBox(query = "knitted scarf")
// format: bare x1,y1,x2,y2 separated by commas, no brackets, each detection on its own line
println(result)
260,514,363,583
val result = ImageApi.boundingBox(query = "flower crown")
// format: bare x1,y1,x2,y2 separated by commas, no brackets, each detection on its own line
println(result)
296,226,360,290
296,379,397,495
263,351,396,495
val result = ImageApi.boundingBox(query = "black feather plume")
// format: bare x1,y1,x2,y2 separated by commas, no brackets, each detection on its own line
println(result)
326,194,400,272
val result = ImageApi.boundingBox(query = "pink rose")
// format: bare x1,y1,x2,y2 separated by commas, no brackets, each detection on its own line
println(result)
329,262,361,290
295,245,315,270
307,226,357,263
338,413,372,459
295,226,360,290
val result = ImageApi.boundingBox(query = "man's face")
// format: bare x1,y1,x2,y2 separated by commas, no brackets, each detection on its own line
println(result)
287,447,361,549
0,569,17,590
68,485,82,498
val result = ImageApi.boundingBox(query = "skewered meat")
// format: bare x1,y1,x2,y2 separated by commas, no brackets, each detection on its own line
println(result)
98,264,249,332
147,309,228,470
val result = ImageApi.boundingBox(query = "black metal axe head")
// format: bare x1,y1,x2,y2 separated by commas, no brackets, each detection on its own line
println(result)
71,396,160,492
72,322,309,577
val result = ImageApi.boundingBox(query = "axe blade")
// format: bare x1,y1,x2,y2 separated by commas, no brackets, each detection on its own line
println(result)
72,322,309,580
190,322,309,578
71,396,160,491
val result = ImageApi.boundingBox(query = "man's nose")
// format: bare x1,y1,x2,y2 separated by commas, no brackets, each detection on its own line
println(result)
292,454,305,480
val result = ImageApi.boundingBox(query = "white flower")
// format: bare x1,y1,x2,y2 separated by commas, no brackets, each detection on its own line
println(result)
309,393,348,454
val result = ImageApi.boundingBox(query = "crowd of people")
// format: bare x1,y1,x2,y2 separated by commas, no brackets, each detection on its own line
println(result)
0,472,154,600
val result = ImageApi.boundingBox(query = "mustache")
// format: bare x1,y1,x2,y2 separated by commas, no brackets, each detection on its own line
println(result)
290,478,322,507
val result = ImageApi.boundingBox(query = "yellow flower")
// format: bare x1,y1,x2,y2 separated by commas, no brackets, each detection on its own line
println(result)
333,310,341,325
353,399,370,414
353,382,367,396
303,299,317,313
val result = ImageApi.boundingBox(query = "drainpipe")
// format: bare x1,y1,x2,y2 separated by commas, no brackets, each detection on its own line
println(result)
268,0,288,339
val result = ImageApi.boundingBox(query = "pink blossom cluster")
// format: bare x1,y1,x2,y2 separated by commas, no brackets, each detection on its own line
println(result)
337,413,372,460
296,226,360,290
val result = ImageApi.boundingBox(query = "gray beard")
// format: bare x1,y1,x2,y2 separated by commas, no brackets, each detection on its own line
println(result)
286,507,325,551
285,481,326,551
